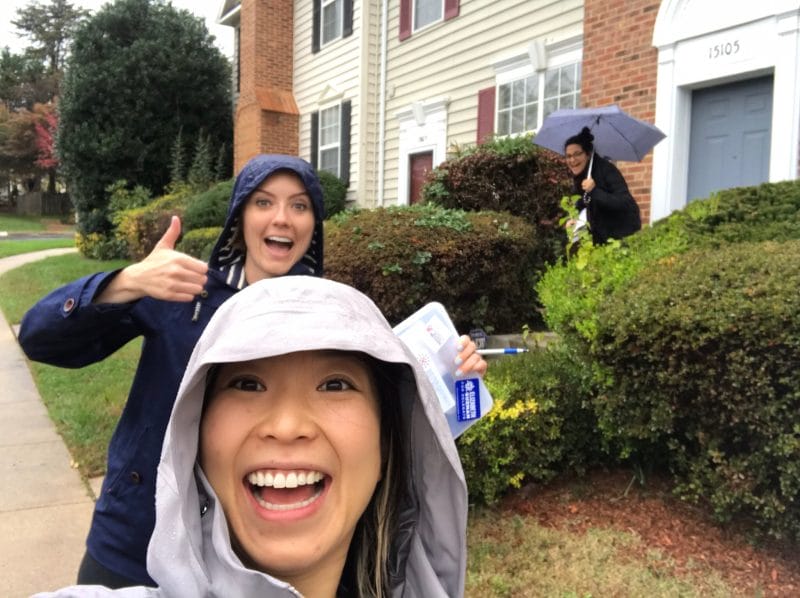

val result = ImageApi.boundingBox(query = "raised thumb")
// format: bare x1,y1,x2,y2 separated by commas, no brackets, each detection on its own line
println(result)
155,215,181,250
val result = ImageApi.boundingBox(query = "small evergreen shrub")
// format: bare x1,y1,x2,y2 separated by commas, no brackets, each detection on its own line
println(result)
177,226,221,261
595,240,800,541
182,179,233,232
458,340,603,505
317,170,348,218
325,204,541,332
115,190,190,260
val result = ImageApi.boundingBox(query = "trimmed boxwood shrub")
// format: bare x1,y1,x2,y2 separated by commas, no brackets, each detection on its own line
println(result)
177,226,221,261
537,179,800,352
594,240,800,541
458,340,603,505
317,170,348,218
182,179,233,232
324,204,541,332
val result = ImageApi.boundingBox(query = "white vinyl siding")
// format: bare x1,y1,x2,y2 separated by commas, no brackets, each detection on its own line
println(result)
382,0,584,205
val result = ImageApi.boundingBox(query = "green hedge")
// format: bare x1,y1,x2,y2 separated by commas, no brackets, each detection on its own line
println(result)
594,240,800,541
458,340,603,505
324,204,541,332
177,226,222,261
182,179,233,232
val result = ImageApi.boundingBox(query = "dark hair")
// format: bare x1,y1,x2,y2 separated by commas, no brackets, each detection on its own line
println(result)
564,126,594,154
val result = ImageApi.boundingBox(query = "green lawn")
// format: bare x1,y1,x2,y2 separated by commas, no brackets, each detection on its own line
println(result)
0,252,135,476
0,213,73,233
0,237,75,258
0,213,47,232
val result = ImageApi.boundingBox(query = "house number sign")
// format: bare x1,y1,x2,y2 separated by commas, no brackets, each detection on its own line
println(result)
708,40,740,60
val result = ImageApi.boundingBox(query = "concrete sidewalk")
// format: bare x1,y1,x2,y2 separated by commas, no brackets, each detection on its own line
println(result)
0,248,95,598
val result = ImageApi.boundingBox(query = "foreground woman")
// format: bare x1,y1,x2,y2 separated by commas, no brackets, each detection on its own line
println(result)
36,276,469,597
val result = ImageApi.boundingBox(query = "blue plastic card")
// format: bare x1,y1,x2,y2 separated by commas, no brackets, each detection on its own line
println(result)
455,378,481,421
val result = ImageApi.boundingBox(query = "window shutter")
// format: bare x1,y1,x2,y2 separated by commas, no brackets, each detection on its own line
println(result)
399,0,411,41
312,0,321,53
311,111,320,169
340,100,351,187
444,0,460,20
477,86,495,144
343,0,353,38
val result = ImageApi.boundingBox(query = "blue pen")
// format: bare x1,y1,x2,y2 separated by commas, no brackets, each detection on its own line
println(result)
477,348,529,355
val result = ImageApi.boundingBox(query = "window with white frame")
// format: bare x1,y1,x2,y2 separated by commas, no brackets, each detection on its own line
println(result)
414,0,443,31
321,0,342,46
494,45,582,137
318,104,341,176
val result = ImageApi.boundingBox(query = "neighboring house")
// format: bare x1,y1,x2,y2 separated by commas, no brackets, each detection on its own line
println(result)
219,0,800,224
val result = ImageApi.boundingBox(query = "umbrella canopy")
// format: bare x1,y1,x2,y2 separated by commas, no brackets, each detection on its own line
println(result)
533,104,665,162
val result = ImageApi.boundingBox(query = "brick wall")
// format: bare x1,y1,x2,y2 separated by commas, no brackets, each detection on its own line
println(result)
235,0,300,173
581,0,661,223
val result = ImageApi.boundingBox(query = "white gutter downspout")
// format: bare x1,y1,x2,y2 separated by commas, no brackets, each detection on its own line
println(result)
377,0,388,206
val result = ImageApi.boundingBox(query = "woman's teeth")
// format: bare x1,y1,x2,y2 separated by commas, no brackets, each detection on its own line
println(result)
247,470,324,489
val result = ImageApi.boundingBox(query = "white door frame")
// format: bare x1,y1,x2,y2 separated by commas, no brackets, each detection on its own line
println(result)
650,2,800,221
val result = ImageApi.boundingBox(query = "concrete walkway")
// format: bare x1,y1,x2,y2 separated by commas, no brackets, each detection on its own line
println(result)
0,248,95,598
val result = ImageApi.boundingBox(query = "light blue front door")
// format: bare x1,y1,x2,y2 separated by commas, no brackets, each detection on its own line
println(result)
687,76,773,202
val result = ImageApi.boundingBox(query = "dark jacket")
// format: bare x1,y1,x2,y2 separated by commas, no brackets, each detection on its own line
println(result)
573,154,641,244
18,155,325,585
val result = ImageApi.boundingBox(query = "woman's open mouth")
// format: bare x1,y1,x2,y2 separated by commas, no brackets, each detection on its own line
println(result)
246,470,326,511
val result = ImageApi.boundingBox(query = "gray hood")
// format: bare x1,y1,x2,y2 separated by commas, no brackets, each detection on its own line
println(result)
37,277,467,597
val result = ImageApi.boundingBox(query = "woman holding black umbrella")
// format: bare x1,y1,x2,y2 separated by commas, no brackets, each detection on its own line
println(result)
564,127,641,245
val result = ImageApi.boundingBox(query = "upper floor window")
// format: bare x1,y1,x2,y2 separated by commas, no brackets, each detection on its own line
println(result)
496,62,581,136
399,0,459,41
312,0,353,53
414,0,443,31
321,0,343,46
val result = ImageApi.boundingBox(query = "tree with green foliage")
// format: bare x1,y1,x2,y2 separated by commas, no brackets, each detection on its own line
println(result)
12,0,89,77
187,130,213,189
58,0,232,236
169,127,186,186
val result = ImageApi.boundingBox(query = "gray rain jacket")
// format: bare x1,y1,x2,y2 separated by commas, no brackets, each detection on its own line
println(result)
36,276,468,598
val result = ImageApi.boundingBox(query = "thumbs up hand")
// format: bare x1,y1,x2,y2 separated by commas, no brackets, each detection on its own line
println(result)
95,216,209,304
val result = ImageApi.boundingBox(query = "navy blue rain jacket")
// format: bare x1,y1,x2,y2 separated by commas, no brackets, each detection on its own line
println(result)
18,155,325,585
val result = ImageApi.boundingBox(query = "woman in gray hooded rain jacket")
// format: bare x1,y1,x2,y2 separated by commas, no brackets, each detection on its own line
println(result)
36,275,469,597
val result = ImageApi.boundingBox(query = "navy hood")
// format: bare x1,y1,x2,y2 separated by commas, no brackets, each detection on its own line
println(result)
208,154,326,288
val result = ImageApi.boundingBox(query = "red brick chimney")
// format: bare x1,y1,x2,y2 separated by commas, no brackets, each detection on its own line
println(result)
235,0,300,173
581,0,661,223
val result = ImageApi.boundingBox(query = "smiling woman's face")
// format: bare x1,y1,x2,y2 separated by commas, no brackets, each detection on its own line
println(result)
199,350,382,596
241,171,316,283
565,143,589,176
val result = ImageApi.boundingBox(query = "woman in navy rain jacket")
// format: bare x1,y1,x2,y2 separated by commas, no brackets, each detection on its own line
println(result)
18,155,327,587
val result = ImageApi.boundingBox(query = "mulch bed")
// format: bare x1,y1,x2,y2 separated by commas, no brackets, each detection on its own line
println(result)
500,469,800,597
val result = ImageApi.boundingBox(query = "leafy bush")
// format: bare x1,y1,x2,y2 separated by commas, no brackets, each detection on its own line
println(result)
75,231,128,261
421,134,571,265
325,204,541,332
182,179,233,232
593,240,800,541
317,170,348,218
458,340,603,505
537,179,800,352
176,226,221,261
115,190,190,260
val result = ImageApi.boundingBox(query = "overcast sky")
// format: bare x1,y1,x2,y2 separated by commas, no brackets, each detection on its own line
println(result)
0,0,234,58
